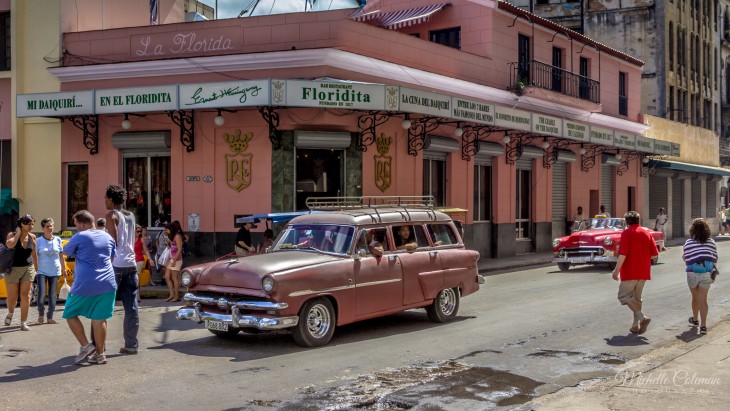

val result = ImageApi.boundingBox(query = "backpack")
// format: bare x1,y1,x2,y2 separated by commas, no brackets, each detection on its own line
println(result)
0,243,14,275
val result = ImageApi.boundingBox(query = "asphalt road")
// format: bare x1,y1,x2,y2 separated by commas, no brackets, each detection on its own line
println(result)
1,241,729,410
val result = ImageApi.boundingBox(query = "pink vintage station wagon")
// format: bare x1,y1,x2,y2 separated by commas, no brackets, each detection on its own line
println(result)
177,197,483,347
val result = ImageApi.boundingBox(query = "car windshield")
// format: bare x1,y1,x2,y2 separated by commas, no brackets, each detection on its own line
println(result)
272,224,355,255
588,218,625,230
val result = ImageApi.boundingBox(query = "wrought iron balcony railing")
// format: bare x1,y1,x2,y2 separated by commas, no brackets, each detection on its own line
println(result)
510,60,600,104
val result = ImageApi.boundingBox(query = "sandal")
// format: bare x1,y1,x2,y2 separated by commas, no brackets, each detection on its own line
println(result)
638,317,651,335
700,326,707,334
689,317,699,326
629,326,640,334
4,313,12,326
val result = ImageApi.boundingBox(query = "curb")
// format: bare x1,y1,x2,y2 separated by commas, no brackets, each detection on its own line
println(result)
478,259,554,274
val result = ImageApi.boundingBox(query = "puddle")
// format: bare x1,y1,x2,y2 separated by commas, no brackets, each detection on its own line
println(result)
257,360,544,410
527,349,626,366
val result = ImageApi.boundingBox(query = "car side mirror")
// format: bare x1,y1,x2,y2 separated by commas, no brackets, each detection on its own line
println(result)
355,248,367,259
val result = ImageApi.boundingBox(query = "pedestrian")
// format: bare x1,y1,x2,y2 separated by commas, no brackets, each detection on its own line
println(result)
654,207,668,251
571,206,586,231
725,206,730,236
235,222,256,256
36,218,66,325
719,206,728,236
364,229,384,257
3,214,38,331
599,205,611,218
104,184,139,355
683,218,718,335
62,210,116,365
96,218,107,232
164,221,185,302
611,211,658,335
134,224,155,303
257,229,275,254
152,229,169,285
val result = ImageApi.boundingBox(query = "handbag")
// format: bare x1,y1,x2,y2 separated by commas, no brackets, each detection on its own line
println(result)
0,243,14,275
711,266,720,281
157,247,170,266
58,277,71,300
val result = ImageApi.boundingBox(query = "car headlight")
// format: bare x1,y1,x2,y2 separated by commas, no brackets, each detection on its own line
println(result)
181,270,194,287
552,238,560,247
262,276,276,293
603,237,613,246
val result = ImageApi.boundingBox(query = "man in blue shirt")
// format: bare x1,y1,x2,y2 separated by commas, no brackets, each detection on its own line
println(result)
62,210,117,365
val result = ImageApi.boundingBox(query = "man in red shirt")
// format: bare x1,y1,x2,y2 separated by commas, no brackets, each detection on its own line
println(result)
611,211,659,335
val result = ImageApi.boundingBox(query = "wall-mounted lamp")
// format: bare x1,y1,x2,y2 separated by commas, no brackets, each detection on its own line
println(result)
454,123,464,137
642,156,650,164
615,153,623,160
502,135,511,144
541,138,550,149
401,114,412,130
121,114,132,130
579,144,586,155
214,109,226,126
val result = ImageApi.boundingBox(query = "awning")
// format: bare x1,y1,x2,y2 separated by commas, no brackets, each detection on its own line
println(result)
650,159,730,177
0,188,19,216
350,3,449,29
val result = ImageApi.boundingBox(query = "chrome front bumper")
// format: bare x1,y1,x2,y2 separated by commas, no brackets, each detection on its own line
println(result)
552,255,617,264
176,293,299,330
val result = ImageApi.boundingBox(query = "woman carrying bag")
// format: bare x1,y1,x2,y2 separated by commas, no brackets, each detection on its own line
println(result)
36,218,67,324
4,215,39,331
683,218,718,335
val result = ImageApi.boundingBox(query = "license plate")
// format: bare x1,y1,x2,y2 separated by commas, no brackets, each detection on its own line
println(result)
205,320,228,332
571,258,587,264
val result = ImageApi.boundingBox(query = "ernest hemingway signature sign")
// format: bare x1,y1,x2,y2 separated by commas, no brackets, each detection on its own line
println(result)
179,80,271,109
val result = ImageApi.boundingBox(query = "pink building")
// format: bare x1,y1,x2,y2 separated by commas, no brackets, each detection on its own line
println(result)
18,0,672,260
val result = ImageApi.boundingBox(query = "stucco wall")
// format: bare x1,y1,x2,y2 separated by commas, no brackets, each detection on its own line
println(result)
644,114,721,166
60,0,185,32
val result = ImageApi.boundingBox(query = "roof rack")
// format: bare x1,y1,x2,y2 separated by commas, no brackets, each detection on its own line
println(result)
306,196,435,211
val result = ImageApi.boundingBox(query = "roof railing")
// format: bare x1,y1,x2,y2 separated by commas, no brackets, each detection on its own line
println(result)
306,196,435,211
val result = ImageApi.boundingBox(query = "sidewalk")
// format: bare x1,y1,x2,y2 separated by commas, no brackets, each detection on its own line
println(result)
529,318,730,410
476,235,730,275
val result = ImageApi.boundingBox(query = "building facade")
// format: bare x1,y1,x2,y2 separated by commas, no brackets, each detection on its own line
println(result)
16,0,679,261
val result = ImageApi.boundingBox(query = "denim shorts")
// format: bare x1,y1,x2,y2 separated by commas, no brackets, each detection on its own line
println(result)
687,272,713,289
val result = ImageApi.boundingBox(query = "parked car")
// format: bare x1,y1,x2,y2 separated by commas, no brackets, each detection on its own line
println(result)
177,197,483,347
552,216,665,271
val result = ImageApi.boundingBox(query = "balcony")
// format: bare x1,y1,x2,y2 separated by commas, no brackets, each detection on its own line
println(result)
510,60,600,104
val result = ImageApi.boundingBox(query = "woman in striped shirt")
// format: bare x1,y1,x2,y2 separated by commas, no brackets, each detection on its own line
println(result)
682,218,718,334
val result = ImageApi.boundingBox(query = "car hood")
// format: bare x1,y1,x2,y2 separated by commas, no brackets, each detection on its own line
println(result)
198,251,343,289
560,229,619,246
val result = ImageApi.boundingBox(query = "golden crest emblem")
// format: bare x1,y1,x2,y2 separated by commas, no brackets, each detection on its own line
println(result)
385,86,399,110
224,130,254,192
272,80,286,105
374,133,392,192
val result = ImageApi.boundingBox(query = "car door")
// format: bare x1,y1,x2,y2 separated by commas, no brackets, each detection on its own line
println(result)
353,227,403,317
393,224,442,305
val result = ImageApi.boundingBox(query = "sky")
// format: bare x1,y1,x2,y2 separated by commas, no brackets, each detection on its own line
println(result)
197,0,363,19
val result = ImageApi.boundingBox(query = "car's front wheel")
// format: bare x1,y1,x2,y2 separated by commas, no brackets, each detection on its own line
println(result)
557,263,570,272
426,287,460,323
292,298,336,347
651,256,659,265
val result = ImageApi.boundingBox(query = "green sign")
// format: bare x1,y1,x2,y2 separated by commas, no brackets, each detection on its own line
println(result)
451,97,494,125
16,91,94,117
635,136,654,153
654,140,673,155
614,133,636,149
532,114,562,137
281,80,385,110
494,106,531,131
563,120,589,142
96,85,178,114
590,126,614,146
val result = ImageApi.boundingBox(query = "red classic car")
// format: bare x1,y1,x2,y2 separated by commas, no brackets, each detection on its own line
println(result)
552,217,665,271
177,197,483,347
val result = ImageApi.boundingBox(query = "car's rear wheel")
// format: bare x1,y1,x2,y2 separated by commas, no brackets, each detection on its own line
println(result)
557,263,570,272
607,262,617,271
208,328,241,338
651,256,659,265
292,298,336,347
426,287,460,323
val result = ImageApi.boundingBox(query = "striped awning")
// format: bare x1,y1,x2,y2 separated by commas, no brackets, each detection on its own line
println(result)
350,3,449,29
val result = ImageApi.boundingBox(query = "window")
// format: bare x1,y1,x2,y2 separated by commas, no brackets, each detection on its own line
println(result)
579,57,590,100
423,158,445,206
429,27,460,49
668,23,674,71
427,224,457,246
473,164,491,221
518,34,531,83
669,86,675,121
516,169,531,239
618,72,628,116
0,12,9,70
552,47,563,92
66,164,89,227
123,155,171,228
393,225,429,250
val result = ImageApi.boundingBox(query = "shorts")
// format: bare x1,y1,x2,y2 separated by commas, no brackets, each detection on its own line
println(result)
5,265,36,284
618,280,645,305
687,272,713,289
62,291,116,320
167,258,182,271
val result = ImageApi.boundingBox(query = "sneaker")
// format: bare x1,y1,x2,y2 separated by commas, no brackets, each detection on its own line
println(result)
75,343,96,364
119,347,138,355
700,326,708,334
20,322,31,331
689,316,699,326
4,313,12,326
37,316,45,325
88,352,107,365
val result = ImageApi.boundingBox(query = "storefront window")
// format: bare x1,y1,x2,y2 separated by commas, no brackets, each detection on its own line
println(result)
423,158,445,207
124,156,170,228
474,164,491,221
66,163,88,227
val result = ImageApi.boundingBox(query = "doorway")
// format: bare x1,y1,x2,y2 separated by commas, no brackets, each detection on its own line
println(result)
123,155,171,228
295,149,344,210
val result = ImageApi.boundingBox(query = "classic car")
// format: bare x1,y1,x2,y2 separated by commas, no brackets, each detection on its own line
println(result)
177,197,483,347
552,217,665,271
